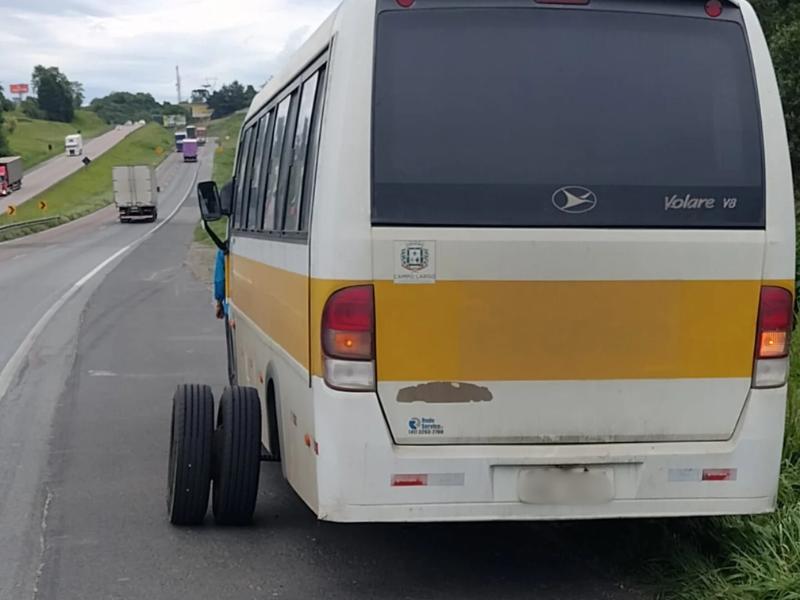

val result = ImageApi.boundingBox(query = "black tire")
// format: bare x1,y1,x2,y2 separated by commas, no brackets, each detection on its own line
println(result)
167,384,214,525
212,386,261,525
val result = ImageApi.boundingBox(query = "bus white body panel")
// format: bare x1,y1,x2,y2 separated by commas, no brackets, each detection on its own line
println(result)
226,0,795,522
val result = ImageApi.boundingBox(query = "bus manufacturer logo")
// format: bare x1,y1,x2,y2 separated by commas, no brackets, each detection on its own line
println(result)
400,243,429,272
552,186,598,214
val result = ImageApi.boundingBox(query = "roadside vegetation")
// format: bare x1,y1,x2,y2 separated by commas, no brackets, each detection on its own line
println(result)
193,111,245,247
208,110,245,185
0,123,172,241
4,108,110,168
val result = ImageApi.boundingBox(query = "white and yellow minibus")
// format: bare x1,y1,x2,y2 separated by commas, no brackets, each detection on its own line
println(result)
168,0,796,526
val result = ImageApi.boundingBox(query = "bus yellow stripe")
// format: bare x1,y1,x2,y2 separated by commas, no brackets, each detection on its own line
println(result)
230,254,793,382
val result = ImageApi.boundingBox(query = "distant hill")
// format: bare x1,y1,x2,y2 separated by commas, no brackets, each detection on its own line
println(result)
4,109,110,169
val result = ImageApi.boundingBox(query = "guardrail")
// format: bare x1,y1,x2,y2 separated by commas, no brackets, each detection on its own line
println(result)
0,216,61,234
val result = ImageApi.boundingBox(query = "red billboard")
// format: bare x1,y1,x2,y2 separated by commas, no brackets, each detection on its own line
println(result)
9,84,29,94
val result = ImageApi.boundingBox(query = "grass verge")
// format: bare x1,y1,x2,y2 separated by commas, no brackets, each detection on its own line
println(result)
0,123,172,242
5,109,111,169
193,111,243,247
193,217,228,248
208,111,245,185
603,318,800,598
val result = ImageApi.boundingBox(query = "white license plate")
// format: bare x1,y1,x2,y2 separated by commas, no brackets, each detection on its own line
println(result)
518,467,614,505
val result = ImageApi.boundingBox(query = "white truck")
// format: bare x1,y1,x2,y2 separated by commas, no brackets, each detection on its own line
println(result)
65,134,83,157
113,166,158,223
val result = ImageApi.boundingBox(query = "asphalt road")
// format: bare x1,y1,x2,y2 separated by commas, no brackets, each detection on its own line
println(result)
0,123,142,214
0,144,649,600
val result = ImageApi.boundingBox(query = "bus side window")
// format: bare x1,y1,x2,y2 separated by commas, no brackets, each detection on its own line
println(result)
263,96,293,232
300,67,326,233
232,127,253,231
284,71,321,232
255,110,276,232
246,115,267,231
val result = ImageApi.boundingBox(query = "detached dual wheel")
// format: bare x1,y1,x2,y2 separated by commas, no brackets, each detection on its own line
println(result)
167,384,261,526
167,384,214,525
213,386,262,525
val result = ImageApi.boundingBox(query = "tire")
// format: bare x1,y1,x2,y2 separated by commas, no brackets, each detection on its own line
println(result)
212,386,261,525
167,384,214,526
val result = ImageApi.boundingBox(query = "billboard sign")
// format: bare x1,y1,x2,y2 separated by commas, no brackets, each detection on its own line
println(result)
162,114,187,128
9,83,29,94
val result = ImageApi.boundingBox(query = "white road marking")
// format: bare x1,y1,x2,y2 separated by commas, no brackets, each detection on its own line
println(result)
0,171,198,403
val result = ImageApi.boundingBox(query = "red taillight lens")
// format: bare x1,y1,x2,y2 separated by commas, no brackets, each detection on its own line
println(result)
322,286,375,360
705,0,723,17
396,0,414,7
756,286,793,359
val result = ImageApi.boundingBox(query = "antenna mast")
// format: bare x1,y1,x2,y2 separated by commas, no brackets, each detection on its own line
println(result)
176,65,182,104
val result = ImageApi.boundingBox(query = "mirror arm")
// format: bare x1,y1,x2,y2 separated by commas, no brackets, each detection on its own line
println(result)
203,220,229,254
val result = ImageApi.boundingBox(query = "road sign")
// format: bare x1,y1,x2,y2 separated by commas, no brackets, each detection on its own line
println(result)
9,84,29,94
216,146,224,154
39,201,47,212
6,205,16,216
155,146,164,156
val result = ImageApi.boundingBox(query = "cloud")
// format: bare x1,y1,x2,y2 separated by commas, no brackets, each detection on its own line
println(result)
1,0,339,102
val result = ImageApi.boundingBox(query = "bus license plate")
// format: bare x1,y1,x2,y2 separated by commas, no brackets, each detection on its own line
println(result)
518,467,614,505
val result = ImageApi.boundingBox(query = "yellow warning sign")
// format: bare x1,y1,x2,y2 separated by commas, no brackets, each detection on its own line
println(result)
215,146,224,155
6,205,15,216
39,201,47,211
155,146,164,156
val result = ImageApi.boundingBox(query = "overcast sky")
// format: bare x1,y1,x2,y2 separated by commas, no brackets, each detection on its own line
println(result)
1,0,339,103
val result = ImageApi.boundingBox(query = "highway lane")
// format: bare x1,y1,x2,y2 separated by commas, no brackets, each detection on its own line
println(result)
0,123,142,214
0,147,201,599
0,143,647,600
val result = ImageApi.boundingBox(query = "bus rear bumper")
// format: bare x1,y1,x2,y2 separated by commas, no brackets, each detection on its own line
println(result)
312,380,786,523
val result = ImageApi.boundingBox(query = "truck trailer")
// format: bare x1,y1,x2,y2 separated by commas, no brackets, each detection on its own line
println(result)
182,139,198,163
0,156,23,196
65,134,83,157
186,125,197,139
197,127,207,146
113,165,158,223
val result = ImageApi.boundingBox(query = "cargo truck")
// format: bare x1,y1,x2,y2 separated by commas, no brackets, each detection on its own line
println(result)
175,131,187,152
0,156,23,196
197,126,207,146
182,139,198,163
113,165,158,223
186,125,197,139
65,134,83,156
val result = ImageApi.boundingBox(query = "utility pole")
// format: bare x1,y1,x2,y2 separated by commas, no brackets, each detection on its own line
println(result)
176,65,182,104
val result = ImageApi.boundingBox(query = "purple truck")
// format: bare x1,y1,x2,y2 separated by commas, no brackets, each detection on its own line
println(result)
182,139,198,163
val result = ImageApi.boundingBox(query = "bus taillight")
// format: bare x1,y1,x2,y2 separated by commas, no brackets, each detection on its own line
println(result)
753,286,793,389
322,286,376,391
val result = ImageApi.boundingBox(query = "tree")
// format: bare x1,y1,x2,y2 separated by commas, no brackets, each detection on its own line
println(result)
0,86,11,157
31,65,75,122
751,1,800,184
70,81,85,108
0,85,13,112
88,92,190,124
207,81,258,119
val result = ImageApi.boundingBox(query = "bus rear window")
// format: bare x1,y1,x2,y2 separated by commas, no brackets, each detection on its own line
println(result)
372,8,764,228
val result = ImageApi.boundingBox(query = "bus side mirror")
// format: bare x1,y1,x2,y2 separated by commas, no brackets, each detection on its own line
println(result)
219,180,234,217
198,181,222,222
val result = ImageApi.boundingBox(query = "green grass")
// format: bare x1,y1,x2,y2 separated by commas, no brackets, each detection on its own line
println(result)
208,111,245,185
4,109,111,169
0,123,172,241
193,217,228,247
192,111,243,247
597,312,800,598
